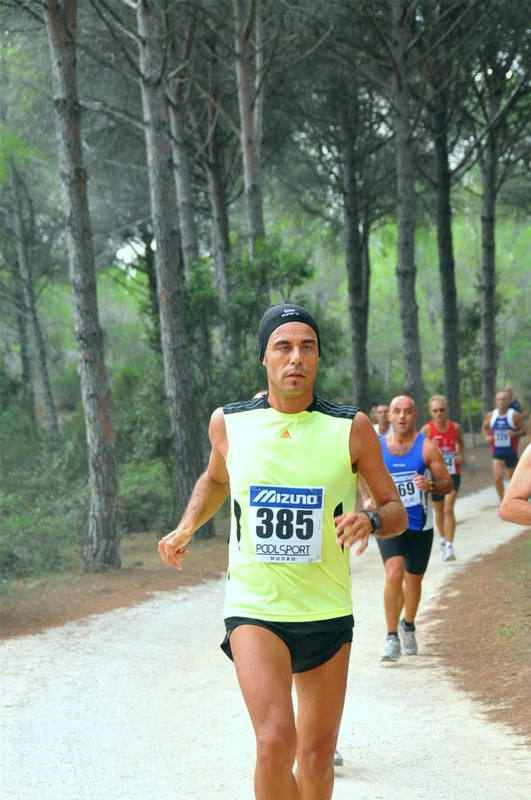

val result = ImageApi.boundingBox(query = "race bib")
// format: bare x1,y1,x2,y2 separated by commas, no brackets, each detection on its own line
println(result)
494,429,511,448
392,471,421,508
442,450,456,475
248,485,324,563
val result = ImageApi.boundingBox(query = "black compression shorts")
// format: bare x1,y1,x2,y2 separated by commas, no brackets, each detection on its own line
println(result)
432,473,461,502
376,528,434,575
221,614,354,673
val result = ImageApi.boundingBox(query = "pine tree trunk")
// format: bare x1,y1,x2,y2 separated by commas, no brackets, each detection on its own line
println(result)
233,0,266,259
391,0,425,418
168,82,199,270
342,99,370,412
10,164,59,437
203,39,231,307
14,283,37,430
205,128,230,306
480,126,498,415
431,99,461,423
136,0,214,539
44,0,120,568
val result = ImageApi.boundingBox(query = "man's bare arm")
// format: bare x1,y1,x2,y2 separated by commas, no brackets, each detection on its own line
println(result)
416,439,452,496
335,413,407,555
512,411,527,439
499,444,531,526
482,412,493,444
455,422,465,464
158,409,230,569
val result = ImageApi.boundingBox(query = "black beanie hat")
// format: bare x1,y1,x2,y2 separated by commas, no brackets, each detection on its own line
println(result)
257,304,321,361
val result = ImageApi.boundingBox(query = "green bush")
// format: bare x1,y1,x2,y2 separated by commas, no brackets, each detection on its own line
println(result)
119,461,173,534
51,362,82,411
0,477,88,581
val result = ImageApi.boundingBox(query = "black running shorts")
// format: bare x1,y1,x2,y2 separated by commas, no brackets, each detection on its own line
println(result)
432,473,461,502
376,528,434,575
492,452,518,468
221,614,354,673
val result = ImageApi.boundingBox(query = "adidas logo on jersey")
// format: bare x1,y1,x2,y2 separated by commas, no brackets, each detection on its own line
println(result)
280,430,292,439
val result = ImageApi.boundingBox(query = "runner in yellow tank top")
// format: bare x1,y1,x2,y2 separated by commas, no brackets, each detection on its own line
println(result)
158,303,407,800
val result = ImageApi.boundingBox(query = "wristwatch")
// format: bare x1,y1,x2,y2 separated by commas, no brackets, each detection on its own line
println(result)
428,480,436,492
361,509,383,534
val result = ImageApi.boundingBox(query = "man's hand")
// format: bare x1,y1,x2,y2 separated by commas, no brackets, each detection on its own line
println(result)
413,474,431,492
334,510,372,555
158,529,192,570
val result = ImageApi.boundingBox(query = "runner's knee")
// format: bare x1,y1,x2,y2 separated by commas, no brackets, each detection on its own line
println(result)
256,725,297,773
385,560,404,585
297,736,336,779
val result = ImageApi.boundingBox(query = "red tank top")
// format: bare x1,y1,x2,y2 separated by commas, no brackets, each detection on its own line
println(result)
428,419,460,475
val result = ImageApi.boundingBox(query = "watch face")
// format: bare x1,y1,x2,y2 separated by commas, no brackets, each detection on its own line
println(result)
367,510,382,532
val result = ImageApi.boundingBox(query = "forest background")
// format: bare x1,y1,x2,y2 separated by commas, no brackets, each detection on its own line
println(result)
0,0,530,580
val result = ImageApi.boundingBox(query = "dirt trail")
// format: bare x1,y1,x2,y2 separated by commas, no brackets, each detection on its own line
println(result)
1,486,530,800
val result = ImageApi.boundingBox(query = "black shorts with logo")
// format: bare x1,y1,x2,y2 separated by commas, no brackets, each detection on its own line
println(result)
376,528,434,575
221,614,354,673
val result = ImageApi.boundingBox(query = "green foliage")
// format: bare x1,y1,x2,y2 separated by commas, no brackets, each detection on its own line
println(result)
0,477,88,581
0,360,89,581
0,424,89,581
119,461,173,534
112,364,177,528
0,123,36,182
0,367,36,474
51,363,82,412
113,363,173,465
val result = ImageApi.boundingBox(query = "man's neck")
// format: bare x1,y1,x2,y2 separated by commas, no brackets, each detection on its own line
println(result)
387,430,418,450
267,388,314,414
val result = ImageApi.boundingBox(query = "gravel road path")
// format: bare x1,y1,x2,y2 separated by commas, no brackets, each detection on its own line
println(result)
2,486,530,799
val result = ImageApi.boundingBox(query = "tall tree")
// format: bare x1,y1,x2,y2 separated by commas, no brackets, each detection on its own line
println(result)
233,0,266,258
44,0,120,567
389,0,425,415
167,25,200,271
135,0,214,537
423,0,484,423
8,162,59,436
466,2,531,412
341,88,370,411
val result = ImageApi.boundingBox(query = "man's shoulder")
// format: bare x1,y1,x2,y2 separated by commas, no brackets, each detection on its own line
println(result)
223,397,265,415
312,396,359,420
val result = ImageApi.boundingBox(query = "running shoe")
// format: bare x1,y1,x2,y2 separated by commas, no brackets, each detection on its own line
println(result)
440,538,446,558
380,635,401,662
443,542,456,561
334,749,344,767
399,619,418,656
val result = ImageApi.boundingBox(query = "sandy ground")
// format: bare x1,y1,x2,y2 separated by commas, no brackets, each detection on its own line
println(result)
1,485,530,800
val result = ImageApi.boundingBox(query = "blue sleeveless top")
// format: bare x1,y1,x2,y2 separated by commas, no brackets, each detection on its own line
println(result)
490,409,518,456
380,433,433,531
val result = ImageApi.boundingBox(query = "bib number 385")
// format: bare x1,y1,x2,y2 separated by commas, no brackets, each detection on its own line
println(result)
249,485,324,563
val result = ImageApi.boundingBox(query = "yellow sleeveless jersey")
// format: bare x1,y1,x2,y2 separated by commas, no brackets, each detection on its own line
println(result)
223,395,359,622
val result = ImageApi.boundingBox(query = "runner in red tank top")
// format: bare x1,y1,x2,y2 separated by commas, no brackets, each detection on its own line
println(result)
420,395,464,561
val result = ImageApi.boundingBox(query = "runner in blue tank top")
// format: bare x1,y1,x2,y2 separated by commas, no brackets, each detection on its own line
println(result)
360,395,452,662
481,391,526,502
